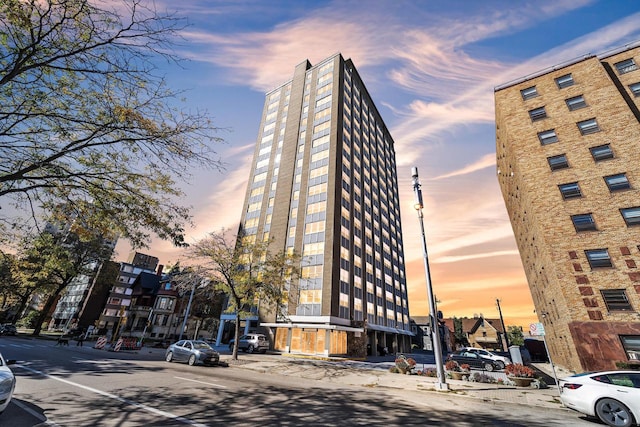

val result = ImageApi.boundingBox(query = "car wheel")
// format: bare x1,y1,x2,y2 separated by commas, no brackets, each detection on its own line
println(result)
165,352,173,362
229,344,233,351
497,361,505,370
188,355,197,366
246,344,255,354
484,362,494,372
595,398,634,427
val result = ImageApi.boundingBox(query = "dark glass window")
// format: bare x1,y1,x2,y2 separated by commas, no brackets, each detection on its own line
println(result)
585,249,612,268
559,182,581,199
577,118,600,135
615,58,638,75
605,173,630,192
555,73,574,89
529,107,547,122
630,82,640,97
520,86,538,100
548,154,568,171
590,144,614,161
538,129,558,145
620,207,640,226
566,95,587,111
571,214,596,231
601,289,632,311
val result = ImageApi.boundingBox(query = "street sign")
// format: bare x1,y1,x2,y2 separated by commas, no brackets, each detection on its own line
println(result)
529,322,545,336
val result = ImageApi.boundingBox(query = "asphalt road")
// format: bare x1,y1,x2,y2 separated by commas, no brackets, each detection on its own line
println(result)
0,336,598,426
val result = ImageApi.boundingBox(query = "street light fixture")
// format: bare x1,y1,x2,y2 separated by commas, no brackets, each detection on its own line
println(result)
412,167,448,391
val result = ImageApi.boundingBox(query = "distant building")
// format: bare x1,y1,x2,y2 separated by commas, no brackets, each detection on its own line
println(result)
495,43,640,371
412,316,453,353
96,252,159,337
45,213,117,330
442,316,506,352
126,271,179,341
226,54,412,356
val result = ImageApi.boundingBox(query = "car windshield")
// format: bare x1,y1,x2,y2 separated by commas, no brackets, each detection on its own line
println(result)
193,342,212,350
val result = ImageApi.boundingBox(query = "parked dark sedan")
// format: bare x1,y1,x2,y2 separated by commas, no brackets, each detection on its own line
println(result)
0,325,17,336
165,340,220,366
446,350,501,371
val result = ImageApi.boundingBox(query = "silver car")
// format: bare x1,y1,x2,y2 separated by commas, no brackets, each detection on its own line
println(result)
165,340,220,366
229,334,270,354
0,351,16,415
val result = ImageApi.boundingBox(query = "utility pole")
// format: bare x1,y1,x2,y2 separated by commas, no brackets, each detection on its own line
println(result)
496,298,510,350
412,167,448,391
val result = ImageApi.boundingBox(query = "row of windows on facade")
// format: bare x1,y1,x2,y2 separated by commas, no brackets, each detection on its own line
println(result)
520,57,639,102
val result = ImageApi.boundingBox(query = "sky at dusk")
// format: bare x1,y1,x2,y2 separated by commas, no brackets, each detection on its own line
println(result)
113,0,640,328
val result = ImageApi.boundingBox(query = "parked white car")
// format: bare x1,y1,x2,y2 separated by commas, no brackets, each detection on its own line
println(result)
0,351,16,415
460,347,511,369
560,370,640,427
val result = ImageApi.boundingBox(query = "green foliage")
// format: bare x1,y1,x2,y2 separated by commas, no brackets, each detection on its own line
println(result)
453,317,469,346
0,0,223,247
17,310,40,329
506,325,525,346
187,229,301,360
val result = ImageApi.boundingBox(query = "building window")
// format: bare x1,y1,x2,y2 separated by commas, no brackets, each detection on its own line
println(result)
520,86,538,100
629,82,640,97
538,129,558,145
571,214,596,231
555,73,574,89
585,249,612,268
615,58,638,75
621,207,640,226
548,154,569,171
620,336,640,361
601,289,632,311
577,118,600,135
590,144,614,161
528,107,547,122
605,173,630,192
565,95,587,111
559,182,581,199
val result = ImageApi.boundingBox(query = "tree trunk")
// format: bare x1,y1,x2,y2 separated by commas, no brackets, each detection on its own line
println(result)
32,283,67,336
232,309,240,360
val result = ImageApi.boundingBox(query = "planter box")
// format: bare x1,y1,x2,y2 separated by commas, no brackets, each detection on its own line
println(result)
510,377,535,387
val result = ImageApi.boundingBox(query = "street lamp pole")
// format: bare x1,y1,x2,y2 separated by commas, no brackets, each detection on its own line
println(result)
179,279,196,341
412,167,448,391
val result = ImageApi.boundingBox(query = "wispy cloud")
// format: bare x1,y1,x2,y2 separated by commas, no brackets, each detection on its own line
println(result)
431,153,496,180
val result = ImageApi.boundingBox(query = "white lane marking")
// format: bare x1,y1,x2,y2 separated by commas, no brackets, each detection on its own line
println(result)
15,365,210,427
174,376,227,389
11,399,60,426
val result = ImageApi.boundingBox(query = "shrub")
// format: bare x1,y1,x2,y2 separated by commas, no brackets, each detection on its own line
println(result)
460,363,470,371
445,360,461,371
470,372,496,384
505,363,535,378
420,368,438,377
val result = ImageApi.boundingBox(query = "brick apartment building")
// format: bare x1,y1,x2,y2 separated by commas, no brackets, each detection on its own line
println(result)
230,54,412,357
495,43,640,372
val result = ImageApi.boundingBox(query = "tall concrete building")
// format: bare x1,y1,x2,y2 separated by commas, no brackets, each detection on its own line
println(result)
495,43,640,372
236,53,412,356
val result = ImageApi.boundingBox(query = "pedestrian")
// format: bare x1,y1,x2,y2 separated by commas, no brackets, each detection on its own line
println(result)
76,332,85,347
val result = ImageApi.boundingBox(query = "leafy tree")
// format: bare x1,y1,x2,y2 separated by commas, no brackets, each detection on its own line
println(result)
453,317,469,347
0,0,223,247
189,229,300,360
0,251,21,319
506,325,525,346
22,223,115,336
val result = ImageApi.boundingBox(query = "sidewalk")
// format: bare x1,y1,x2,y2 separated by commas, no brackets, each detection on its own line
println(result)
217,353,566,410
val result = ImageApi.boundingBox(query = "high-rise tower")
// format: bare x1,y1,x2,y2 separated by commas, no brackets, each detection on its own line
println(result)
237,54,412,356
495,43,640,372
